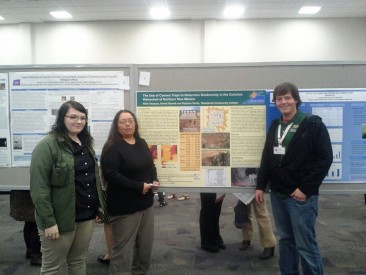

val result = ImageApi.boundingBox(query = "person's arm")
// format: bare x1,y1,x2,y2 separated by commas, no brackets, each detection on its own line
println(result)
30,140,58,232
300,118,333,196
256,120,277,192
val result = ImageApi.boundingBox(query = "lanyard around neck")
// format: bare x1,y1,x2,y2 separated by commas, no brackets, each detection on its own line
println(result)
277,122,293,147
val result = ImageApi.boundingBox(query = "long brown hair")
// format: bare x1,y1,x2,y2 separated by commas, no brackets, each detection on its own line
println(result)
101,110,140,155
51,100,93,148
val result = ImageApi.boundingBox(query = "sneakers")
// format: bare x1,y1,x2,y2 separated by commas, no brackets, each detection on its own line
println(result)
159,201,167,207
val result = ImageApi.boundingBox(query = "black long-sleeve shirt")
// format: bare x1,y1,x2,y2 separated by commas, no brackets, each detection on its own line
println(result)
101,138,156,216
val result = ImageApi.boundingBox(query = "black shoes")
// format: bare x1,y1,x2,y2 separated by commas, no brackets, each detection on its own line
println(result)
239,240,275,260
239,240,251,251
159,201,167,207
201,244,220,253
30,253,42,266
218,242,226,249
259,247,275,260
98,254,110,264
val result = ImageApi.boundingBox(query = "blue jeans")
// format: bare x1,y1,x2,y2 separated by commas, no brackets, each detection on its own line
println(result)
270,193,323,275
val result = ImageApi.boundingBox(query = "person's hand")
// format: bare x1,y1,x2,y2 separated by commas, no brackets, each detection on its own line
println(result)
142,182,152,194
95,215,102,223
255,190,264,203
44,224,59,240
291,188,307,201
152,181,160,192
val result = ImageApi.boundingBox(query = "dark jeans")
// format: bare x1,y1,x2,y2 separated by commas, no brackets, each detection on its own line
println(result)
271,193,323,275
24,221,41,254
199,193,224,247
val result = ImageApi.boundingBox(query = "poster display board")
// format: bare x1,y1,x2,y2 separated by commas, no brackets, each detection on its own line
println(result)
0,73,11,167
266,89,366,184
137,90,266,188
9,71,124,166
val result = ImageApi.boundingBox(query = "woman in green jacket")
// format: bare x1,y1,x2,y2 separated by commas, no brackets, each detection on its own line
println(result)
30,100,105,274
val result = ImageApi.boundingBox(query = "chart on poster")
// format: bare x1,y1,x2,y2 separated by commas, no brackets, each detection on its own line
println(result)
266,89,366,184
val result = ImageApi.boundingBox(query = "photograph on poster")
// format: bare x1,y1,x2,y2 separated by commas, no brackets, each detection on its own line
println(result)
0,138,7,147
149,144,158,160
201,133,230,149
161,144,178,163
231,167,258,187
202,150,230,167
12,135,22,150
179,108,200,132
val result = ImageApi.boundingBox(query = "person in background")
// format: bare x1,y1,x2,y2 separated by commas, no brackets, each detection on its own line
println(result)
199,193,225,253
157,192,167,207
256,82,333,275
238,168,277,260
148,145,167,207
30,100,105,274
101,110,158,274
98,223,113,264
97,179,112,265
10,190,42,266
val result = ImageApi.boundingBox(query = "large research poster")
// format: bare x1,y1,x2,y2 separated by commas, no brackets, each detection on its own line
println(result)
266,89,366,184
0,73,11,167
137,91,266,188
10,71,124,166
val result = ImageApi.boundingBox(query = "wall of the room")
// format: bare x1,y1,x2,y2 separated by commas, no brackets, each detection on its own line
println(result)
0,18,365,65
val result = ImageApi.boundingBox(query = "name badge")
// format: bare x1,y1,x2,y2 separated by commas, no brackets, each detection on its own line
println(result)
274,146,286,155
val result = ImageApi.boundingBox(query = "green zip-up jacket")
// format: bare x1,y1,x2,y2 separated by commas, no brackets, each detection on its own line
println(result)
30,133,104,233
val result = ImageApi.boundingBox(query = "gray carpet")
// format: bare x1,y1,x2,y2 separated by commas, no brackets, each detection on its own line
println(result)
0,192,365,275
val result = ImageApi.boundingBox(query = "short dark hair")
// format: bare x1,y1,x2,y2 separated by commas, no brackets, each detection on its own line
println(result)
51,100,93,147
102,110,140,155
273,82,302,108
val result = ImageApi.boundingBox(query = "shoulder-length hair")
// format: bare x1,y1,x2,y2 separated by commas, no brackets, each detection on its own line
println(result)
101,110,140,155
272,82,302,108
51,100,94,148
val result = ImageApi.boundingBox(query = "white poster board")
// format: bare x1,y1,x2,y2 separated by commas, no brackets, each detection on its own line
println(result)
9,71,124,166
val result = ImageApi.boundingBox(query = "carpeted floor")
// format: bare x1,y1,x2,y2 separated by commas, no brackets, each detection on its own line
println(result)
0,192,365,275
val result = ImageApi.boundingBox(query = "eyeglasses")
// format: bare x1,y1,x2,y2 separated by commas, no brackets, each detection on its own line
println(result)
65,115,87,122
119,118,135,125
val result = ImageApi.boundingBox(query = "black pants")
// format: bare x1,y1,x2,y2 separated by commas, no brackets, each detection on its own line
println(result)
199,193,224,247
158,192,165,203
24,221,41,255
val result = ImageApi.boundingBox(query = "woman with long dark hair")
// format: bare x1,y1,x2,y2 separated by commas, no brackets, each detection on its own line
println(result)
30,100,105,274
101,110,159,274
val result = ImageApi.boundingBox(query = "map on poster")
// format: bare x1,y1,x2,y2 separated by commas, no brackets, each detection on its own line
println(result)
137,90,266,188
266,89,366,184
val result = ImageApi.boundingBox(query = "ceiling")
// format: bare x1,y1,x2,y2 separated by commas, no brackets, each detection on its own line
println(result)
0,0,365,24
